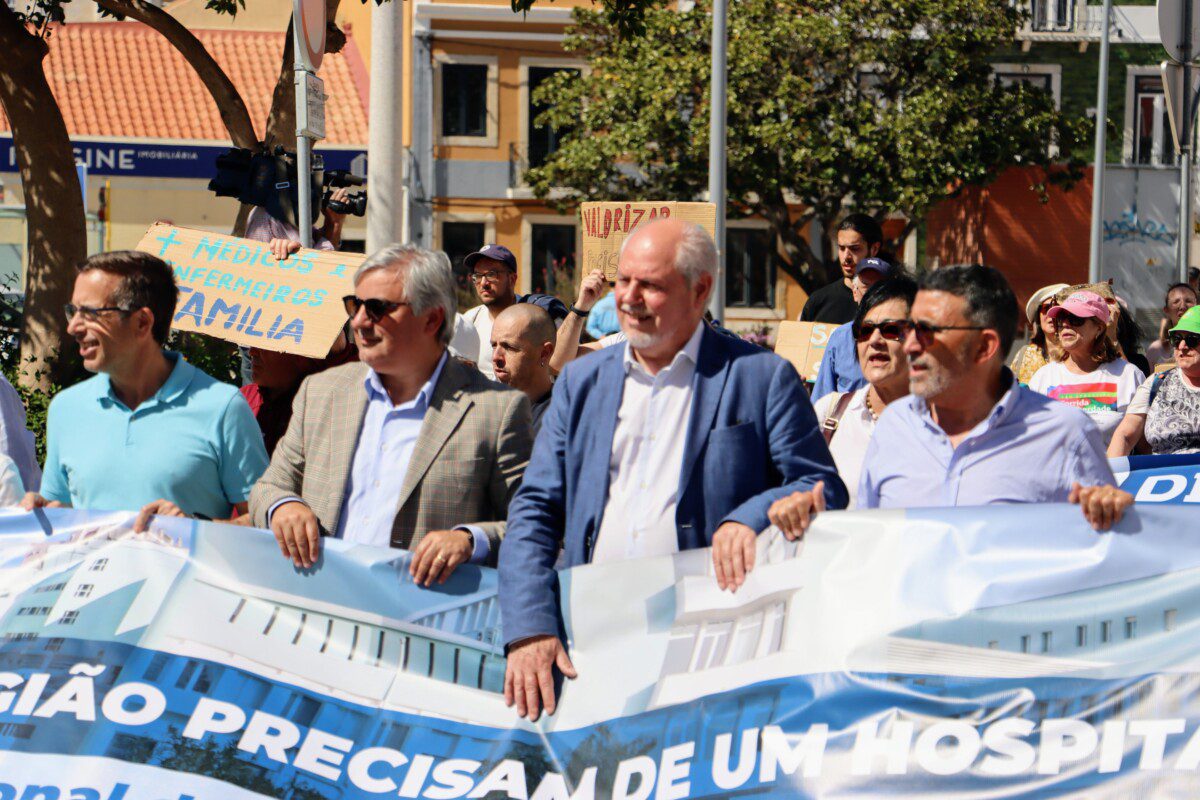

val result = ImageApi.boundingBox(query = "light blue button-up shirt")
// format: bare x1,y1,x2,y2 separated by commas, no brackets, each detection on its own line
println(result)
334,353,449,546
811,321,866,401
858,370,1116,508
270,352,488,559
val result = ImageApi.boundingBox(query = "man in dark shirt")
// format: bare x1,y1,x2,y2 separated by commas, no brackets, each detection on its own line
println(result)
800,213,883,324
491,304,556,435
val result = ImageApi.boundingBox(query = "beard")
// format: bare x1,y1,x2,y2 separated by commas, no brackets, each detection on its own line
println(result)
908,341,972,400
619,302,663,351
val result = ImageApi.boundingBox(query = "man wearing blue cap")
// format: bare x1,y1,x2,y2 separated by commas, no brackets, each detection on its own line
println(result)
462,244,521,380
811,257,894,400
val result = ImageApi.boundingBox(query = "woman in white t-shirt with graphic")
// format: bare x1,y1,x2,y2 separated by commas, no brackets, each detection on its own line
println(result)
810,275,917,507
1029,290,1145,445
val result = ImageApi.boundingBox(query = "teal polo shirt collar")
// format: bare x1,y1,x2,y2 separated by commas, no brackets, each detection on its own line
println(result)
96,351,194,412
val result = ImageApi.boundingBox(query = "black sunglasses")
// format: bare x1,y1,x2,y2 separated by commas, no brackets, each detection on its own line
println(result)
854,319,910,343
907,320,988,344
1055,312,1096,328
342,295,409,321
1169,331,1200,350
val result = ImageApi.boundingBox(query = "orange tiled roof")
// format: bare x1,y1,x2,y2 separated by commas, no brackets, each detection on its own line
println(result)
0,22,368,146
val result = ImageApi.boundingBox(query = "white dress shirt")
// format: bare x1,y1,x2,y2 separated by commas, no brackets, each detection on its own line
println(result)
463,305,496,379
592,322,704,564
812,387,876,509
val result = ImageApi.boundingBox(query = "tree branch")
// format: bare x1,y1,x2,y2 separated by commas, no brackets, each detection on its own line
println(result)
94,0,260,150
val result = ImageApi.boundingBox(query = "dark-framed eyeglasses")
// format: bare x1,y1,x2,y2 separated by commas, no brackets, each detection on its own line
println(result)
342,295,409,322
469,269,509,284
1169,331,1200,351
907,320,988,345
853,319,910,343
63,303,133,323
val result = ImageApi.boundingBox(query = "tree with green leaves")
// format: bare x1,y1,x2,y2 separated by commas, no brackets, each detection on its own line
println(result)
0,0,343,390
526,0,1091,289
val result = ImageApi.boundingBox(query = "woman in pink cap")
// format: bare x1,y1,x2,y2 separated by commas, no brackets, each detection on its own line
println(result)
1028,290,1146,444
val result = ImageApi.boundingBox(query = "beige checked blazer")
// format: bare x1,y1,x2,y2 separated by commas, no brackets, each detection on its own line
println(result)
249,357,532,564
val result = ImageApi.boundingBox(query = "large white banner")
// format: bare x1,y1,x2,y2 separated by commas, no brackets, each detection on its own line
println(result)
0,492,1197,796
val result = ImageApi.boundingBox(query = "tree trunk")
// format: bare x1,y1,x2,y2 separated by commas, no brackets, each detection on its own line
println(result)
94,0,260,151
758,198,836,293
0,8,88,390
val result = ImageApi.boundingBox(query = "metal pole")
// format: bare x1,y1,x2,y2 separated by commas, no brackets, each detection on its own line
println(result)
707,0,728,321
294,22,314,250
1087,0,1114,283
1181,0,1195,283
367,0,406,253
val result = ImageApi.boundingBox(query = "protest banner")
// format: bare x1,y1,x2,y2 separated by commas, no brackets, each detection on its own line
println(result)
1113,451,1200,503
774,320,836,381
580,202,716,280
135,223,364,358
1,500,1199,797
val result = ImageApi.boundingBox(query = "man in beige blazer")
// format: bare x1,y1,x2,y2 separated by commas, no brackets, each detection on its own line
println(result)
250,244,532,585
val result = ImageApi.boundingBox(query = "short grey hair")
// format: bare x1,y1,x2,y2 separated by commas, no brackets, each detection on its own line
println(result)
617,220,718,287
355,244,457,347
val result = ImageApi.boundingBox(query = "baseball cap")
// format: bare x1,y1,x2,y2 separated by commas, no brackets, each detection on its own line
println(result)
1046,290,1111,325
1170,305,1200,336
464,244,517,273
1024,283,1070,325
854,257,893,278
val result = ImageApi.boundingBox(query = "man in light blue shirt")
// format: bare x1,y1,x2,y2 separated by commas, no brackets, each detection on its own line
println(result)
855,265,1132,529
23,251,268,525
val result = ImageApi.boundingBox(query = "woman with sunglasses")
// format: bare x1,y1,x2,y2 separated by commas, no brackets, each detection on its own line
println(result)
1109,306,1200,456
1028,290,1145,445
810,276,917,507
1009,283,1068,385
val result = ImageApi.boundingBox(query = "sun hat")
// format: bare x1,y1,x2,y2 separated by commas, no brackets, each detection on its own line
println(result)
1170,305,1200,336
1024,283,1070,325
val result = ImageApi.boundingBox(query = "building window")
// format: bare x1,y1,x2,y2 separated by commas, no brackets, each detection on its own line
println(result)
1132,76,1177,166
90,558,107,572
1102,620,1112,643
691,621,732,671
726,227,777,308
42,638,64,652
987,640,998,650
75,584,93,599
527,66,580,170
1077,625,1088,647
1020,634,1030,653
176,660,199,689
441,64,489,139
529,223,576,295
1126,616,1138,640
995,71,1052,94
1029,0,1074,31
58,611,78,625
1165,608,1178,632
441,221,486,287
1041,631,1053,653
144,653,169,681
193,664,216,694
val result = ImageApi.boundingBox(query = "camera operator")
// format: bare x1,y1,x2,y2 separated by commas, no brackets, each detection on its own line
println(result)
244,186,350,260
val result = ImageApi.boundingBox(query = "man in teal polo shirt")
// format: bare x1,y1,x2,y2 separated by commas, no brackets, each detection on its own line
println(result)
21,251,268,527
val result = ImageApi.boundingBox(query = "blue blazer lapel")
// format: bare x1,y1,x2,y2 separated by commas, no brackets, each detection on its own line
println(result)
677,327,732,519
581,347,627,545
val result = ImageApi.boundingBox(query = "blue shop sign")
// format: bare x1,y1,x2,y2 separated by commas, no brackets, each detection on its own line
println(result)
0,136,366,180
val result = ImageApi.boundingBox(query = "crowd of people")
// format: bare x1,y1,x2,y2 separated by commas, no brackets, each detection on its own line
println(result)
0,215,1196,723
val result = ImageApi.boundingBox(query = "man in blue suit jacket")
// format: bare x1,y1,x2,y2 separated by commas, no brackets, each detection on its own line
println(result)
500,218,847,721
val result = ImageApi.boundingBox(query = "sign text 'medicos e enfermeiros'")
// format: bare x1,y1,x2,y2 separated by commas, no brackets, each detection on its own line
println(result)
136,223,363,358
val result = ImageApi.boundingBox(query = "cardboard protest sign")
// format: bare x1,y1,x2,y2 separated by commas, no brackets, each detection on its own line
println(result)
774,320,836,382
136,223,363,358
580,201,716,280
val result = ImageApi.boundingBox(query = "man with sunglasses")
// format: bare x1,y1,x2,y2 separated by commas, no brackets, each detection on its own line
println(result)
1110,305,1200,456
856,265,1133,531
249,244,532,583
21,251,269,530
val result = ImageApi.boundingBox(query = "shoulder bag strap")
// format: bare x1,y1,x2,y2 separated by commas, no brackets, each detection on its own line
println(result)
821,391,856,445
